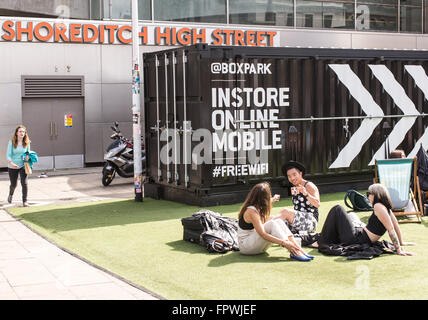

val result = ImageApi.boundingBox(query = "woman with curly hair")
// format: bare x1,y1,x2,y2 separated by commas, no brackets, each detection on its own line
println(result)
237,182,314,261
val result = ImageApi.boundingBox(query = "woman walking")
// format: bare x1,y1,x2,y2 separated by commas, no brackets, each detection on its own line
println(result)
6,125,31,207
238,182,314,261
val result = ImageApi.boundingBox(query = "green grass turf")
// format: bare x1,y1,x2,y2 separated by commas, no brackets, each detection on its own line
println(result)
7,192,428,300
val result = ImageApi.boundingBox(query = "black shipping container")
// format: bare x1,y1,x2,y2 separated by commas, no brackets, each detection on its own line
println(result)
143,44,428,206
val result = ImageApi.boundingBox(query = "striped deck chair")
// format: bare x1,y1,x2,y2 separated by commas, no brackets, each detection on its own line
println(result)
374,158,423,223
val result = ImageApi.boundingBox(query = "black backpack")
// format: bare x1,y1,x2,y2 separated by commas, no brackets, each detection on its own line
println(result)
344,190,373,211
181,210,239,253
201,233,233,254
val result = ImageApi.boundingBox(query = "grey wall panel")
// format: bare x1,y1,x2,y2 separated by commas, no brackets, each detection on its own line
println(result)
84,84,102,123
101,45,132,84
0,42,101,84
85,123,104,163
85,121,134,164
0,83,21,126
416,36,428,50
102,121,133,155
279,30,352,48
99,45,174,84
0,125,20,167
351,33,417,50
101,83,132,123
61,43,102,84
276,29,426,51
0,42,65,83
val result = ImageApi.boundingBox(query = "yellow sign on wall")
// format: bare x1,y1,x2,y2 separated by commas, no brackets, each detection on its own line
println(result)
64,114,72,127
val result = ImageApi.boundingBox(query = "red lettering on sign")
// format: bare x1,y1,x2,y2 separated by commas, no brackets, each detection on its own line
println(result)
0,20,277,47
222,29,234,45
266,31,277,47
117,25,132,44
192,28,205,44
1,20,15,41
83,24,98,42
212,29,222,45
246,31,256,46
156,27,170,45
104,25,118,44
139,26,148,44
98,25,105,43
16,21,33,41
54,23,69,42
177,28,191,45
234,30,245,46
70,24,82,42
34,22,53,41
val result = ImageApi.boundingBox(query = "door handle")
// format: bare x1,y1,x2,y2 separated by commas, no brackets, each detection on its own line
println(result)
50,121,53,137
54,122,57,137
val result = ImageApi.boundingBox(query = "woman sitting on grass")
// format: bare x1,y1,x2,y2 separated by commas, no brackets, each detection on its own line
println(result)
314,183,415,256
237,182,314,262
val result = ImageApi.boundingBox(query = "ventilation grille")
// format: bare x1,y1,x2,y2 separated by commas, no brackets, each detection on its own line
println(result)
22,76,84,98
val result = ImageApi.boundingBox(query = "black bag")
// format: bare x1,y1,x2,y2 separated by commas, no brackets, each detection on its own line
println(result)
181,210,239,253
201,233,233,254
181,215,205,244
416,145,428,191
344,190,373,211
183,228,203,244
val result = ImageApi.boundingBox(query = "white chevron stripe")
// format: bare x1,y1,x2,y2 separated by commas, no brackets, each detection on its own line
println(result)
328,64,384,169
368,65,420,165
404,65,428,158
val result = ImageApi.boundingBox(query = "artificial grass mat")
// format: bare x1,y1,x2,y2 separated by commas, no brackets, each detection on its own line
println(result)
7,192,428,300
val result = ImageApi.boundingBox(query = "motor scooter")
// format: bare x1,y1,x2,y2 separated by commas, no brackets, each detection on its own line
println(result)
102,121,145,186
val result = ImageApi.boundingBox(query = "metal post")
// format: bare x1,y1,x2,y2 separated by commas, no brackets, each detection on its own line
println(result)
234,113,427,124
132,0,143,202
288,125,298,160
172,52,179,184
155,55,161,181
183,52,189,188
398,0,401,33
164,53,171,183
383,122,392,158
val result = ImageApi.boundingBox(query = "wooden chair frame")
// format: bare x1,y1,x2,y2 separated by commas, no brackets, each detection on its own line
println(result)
374,158,423,223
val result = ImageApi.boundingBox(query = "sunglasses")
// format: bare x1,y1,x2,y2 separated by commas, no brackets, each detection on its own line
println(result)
366,191,372,197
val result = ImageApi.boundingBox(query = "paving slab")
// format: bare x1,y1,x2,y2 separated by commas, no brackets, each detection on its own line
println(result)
0,167,160,300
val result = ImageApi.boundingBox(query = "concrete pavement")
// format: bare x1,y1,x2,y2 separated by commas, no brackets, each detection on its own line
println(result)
0,167,160,300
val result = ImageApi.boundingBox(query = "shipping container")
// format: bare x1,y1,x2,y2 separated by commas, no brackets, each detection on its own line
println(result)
143,44,428,206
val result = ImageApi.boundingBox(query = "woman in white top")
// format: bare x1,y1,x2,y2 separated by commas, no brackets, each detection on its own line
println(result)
237,182,314,261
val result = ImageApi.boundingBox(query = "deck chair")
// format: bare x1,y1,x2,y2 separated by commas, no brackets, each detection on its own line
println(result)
374,158,423,223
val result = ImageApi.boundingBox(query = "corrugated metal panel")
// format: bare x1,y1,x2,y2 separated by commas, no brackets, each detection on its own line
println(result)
143,44,428,206
22,76,84,98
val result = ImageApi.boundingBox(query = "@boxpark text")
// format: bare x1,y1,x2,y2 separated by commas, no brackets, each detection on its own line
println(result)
171,303,256,318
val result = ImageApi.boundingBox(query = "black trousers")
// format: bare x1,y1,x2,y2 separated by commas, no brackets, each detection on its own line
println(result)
8,167,28,202
318,205,371,246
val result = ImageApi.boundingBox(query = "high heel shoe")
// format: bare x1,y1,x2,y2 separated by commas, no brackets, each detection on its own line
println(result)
290,254,312,262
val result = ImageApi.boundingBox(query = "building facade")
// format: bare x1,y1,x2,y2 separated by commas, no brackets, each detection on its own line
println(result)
1,0,427,170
